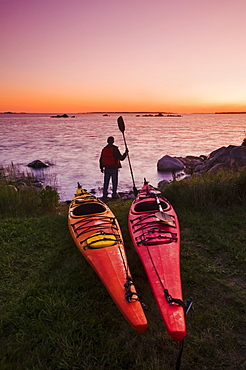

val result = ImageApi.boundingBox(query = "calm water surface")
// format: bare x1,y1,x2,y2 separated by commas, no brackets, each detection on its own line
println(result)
1,113,245,200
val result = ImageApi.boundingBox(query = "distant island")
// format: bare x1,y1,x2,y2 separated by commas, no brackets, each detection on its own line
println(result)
50,114,75,118
1,112,26,114
215,112,246,114
141,113,182,117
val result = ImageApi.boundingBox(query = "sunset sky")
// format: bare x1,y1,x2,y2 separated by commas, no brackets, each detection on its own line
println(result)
1,0,246,113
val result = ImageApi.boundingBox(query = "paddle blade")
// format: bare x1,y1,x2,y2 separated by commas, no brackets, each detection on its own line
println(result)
149,189,161,196
156,211,175,226
117,116,125,133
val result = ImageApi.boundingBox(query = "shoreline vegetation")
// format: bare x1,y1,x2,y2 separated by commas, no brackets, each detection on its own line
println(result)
1,164,245,369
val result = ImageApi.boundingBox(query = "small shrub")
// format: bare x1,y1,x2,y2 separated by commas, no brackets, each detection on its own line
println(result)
40,186,60,212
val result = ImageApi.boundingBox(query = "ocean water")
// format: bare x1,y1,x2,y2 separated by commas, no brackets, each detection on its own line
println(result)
1,113,245,200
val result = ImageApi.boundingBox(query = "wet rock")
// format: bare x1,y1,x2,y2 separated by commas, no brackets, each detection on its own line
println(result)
27,160,48,169
157,155,184,172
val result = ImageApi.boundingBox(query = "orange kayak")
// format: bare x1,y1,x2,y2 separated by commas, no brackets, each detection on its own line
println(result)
128,181,189,341
68,184,148,333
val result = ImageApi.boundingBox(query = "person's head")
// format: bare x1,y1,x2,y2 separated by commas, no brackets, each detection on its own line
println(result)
107,136,114,144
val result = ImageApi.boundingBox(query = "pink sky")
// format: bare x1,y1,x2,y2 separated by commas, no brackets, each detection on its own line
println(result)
1,0,246,113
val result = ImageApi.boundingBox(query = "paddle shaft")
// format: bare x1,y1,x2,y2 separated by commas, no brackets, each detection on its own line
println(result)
152,192,175,226
117,116,137,194
154,193,164,212
122,131,136,189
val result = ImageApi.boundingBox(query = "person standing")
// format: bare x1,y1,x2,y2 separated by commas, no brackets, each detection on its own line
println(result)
99,136,128,199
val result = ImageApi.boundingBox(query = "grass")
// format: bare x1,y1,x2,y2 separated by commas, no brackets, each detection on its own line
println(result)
0,170,246,369
160,169,246,210
0,164,60,217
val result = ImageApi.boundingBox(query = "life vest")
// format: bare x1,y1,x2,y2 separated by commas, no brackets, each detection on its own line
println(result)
101,147,120,167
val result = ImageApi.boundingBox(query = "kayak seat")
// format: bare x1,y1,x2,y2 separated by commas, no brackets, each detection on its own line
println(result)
72,202,106,216
134,201,168,213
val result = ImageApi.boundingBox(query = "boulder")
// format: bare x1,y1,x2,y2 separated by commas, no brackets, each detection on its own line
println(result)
157,179,170,189
209,145,236,161
161,145,246,176
27,160,48,169
157,144,246,179
207,163,227,173
230,146,246,166
157,155,184,172
192,145,246,174
177,155,205,174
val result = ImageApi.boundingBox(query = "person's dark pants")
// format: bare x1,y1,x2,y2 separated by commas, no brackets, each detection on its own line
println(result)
103,168,118,198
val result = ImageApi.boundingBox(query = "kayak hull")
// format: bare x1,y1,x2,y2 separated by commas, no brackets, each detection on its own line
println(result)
68,185,148,333
128,182,186,341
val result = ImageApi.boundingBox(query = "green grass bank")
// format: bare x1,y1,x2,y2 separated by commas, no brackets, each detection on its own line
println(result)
0,169,245,369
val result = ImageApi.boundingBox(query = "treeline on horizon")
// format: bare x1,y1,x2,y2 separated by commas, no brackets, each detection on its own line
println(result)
1,111,246,115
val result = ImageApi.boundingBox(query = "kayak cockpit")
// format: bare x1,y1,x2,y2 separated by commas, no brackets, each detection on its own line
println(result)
134,200,169,213
71,202,106,216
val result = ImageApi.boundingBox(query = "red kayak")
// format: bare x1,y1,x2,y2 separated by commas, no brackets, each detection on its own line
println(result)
68,184,148,333
128,180,189,341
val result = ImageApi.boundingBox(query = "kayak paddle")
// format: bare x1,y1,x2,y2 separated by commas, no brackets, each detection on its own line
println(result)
149,188,175,226
117,116,138,196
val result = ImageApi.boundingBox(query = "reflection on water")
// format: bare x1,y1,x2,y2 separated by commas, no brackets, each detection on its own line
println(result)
1,113,245,200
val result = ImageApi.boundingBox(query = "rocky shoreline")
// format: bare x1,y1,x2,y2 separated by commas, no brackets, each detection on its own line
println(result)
157,143,246,177
2,142,246,202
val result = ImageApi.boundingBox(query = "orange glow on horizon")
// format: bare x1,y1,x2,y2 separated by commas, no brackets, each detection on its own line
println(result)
1,1,246,115
1,90,245,114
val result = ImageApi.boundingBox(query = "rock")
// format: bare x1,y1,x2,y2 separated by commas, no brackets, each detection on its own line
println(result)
158,179,170,189
230,146,246,166
32,180,44,188
4,184,18,193
177,155,205,174
17,183,29,191
207,163,227,173
205,145,246,171
157,155,184,172
193,145,246,174
194,163,206,173
27,160,48,169
209,145,236,161
160,145,246,177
